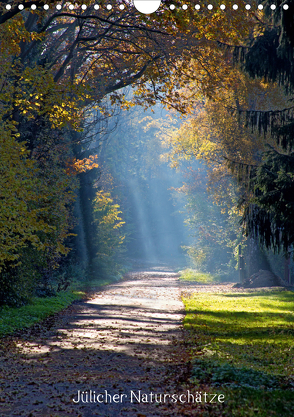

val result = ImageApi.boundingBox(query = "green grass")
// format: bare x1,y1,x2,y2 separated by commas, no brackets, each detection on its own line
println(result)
0,290,84,337
0,276,115,338
179,269,221,283
183,290,294,416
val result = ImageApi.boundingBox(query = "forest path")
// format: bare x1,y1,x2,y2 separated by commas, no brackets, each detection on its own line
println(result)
0,267,196,417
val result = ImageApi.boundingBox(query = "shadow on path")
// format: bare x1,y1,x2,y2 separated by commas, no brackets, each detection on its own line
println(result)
0,269,193,417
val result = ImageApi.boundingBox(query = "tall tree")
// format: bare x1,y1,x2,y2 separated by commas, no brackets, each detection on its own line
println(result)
233,1,294,254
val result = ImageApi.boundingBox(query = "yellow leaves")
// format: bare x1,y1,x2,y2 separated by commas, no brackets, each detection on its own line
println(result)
93,190,125,231
92,189,125,261
0,16,31,57
0,134,45,266
10,66,81,128
166,69,289,190
161,70,289,224
197,0,255,43
0,59,84,131
0,121,79,270
66,155,99,175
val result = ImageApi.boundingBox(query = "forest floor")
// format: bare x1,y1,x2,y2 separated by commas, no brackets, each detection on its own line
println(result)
0,268,272,417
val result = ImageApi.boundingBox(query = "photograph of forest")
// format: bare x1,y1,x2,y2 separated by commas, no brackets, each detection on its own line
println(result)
0,1,293,416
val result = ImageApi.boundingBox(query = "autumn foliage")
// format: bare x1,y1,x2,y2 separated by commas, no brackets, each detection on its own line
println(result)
1,1,293,304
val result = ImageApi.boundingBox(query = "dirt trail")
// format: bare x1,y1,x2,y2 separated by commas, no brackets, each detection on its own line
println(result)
0,268,241,417
0,268,195,417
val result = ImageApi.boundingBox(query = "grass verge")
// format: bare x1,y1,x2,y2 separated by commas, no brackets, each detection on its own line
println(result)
183,290,294,416
0,273,119,338
0,290,85,338
179,269,222,284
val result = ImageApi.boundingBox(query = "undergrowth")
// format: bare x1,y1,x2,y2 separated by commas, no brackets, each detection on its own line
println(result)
0,266,118,338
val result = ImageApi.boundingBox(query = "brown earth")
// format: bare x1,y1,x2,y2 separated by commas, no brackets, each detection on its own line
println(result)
0,268,257,417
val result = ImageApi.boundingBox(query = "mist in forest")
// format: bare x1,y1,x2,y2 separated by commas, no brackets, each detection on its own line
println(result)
94,102,191,268
126,165,189,265
76,100,291,281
